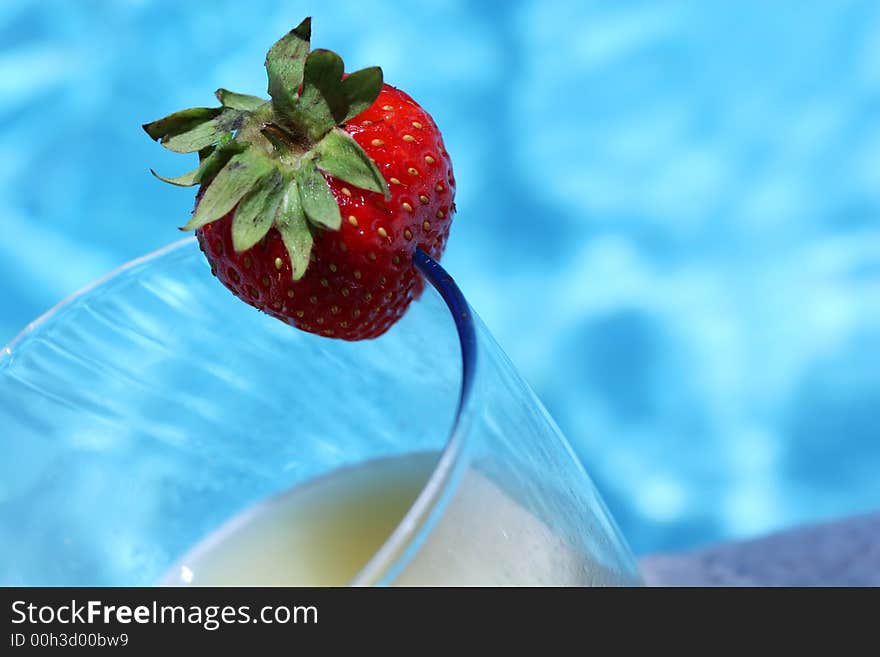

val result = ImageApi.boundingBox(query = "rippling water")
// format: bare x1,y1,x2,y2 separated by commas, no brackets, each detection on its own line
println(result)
0,0,878,553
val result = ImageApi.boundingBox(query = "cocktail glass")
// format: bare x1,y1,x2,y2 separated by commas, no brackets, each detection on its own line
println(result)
0,238,640,586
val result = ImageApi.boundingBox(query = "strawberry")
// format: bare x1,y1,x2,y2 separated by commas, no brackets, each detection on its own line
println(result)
143,18,454,340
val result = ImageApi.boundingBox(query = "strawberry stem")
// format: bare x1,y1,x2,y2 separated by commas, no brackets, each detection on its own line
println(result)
143,16,391,281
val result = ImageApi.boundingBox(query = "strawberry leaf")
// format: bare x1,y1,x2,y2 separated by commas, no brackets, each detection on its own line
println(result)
280,51,382,141
142,107,222,142
145,17,395,283
288,49,347,142
266,17,311,120
182,151,272,231
162,120,225,153
341,67,383,123
275,180,313,280
150,167,200,187
161,110,245,153
151,142,246,187
194,141,248,184
215,88,266,112
297,160,341,230
231,169,283,252
314,128,389,198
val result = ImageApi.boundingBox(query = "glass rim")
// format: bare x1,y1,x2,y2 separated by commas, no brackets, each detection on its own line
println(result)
350,248,477,585
0,237,479,587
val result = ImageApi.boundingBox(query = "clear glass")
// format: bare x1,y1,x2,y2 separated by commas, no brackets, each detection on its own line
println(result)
0,238,640,586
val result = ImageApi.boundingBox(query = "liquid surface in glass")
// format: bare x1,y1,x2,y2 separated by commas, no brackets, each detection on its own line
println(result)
161,452,629,586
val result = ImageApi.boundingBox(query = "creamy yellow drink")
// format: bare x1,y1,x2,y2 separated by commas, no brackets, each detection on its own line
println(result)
161,452,628,586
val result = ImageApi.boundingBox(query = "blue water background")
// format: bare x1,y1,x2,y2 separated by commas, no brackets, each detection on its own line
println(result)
0,0,878,554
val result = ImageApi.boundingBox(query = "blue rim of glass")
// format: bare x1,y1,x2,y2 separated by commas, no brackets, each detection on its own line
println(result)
351,249,477,585
0,238,480,586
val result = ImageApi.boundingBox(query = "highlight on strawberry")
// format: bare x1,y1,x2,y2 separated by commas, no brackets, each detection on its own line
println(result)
144,17,455,340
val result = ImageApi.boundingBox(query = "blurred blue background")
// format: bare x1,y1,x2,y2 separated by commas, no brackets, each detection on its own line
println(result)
1,0,878,555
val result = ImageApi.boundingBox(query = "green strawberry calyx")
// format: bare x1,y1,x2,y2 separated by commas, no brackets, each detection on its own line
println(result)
143,17,390,280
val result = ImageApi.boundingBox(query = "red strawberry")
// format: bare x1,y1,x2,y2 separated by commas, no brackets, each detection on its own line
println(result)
143,18,454,340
